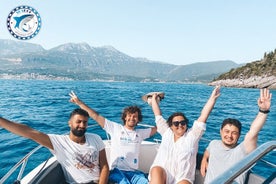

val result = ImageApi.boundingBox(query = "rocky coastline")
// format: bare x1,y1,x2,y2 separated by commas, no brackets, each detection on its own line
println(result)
208,75,276,89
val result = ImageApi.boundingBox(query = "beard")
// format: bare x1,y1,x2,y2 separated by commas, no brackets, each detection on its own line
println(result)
71,128,86,137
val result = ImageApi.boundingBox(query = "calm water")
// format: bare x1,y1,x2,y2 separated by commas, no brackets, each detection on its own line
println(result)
0,79,275,183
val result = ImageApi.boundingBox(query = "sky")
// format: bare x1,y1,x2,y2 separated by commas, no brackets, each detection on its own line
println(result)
0,0,276,65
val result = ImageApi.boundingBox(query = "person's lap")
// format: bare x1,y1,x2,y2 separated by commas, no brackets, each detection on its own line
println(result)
109,168,148,184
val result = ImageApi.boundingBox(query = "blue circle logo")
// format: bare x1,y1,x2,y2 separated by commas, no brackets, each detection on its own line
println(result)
7,5,42,40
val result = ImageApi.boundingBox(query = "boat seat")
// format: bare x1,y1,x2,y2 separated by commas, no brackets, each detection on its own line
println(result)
194,153,205,184
27,160,66,184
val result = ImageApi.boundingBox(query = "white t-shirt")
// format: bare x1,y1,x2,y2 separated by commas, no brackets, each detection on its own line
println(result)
48,133,105,184
149,115,206,184
104,118,151,171
204,140,247,184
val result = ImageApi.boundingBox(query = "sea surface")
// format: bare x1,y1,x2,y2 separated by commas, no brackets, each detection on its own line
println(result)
0,79,275,183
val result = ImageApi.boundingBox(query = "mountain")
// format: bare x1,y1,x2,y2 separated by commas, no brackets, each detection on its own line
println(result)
209,50,276,89
0,39,44,55
0,39,240,82
164,60,239,82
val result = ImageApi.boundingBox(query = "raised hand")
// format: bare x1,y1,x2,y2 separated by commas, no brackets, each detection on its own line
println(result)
258,88,272,111
69,91,83,106
211,85,221,100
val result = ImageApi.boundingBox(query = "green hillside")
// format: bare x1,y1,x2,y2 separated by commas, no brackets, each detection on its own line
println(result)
214,50,276,80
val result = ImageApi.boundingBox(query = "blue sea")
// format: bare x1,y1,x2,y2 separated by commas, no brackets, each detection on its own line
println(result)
0,79,275,183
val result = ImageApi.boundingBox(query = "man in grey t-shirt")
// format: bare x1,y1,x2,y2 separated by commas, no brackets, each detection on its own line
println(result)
200,88,272,184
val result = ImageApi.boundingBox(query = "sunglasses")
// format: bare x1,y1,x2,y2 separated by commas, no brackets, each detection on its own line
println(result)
172,120,187,127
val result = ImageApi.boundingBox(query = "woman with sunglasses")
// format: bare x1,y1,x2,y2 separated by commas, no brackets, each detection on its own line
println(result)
147,86,221,184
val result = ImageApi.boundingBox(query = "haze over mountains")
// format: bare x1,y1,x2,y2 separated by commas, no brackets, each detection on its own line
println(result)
0,39,241,82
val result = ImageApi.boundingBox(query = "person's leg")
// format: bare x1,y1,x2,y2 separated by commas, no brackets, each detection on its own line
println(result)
109,168,131,184
126,170,148,184
149,166,166,184
177,180,191,184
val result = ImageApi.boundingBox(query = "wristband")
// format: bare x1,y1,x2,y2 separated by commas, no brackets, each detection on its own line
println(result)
259,109,270,114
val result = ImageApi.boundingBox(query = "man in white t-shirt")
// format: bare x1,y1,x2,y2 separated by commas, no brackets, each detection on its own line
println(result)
70,92,157,184
200,88,272,184
0,108,109,184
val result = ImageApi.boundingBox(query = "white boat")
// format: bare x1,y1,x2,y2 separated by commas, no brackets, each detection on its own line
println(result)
1,139,275,184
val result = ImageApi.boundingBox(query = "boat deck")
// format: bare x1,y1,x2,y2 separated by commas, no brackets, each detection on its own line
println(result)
1,140,275,184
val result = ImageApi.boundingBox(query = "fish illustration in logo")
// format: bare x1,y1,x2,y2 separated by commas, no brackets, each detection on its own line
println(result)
13,14,34,32
7,5,42,40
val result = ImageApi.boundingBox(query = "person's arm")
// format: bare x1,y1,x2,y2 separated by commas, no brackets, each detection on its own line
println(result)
197,86,221,123
149,126,157,136
98,149,110,184
149,93,169,135
244,88,272,153
0,117,53,149
200,150,209,177
69,91,105,128
150,93,162,116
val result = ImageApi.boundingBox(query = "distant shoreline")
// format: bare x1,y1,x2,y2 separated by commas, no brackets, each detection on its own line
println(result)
209,75,276,89
1,73,275,89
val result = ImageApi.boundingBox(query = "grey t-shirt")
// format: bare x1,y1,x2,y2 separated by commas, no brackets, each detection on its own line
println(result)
204,140,247,184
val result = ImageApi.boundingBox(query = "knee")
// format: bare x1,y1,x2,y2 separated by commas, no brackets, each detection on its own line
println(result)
151,166,165,174
149,166,166,183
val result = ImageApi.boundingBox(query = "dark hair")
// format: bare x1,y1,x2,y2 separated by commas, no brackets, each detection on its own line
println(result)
121,106,142,124
221,118,242,134
167,112,189,127
70,108,89,118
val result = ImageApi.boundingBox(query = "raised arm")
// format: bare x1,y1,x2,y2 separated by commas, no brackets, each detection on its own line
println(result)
243,88,272,153
0,117,53,149
69,91,105,128
197,86,221,123
150,93,162,116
